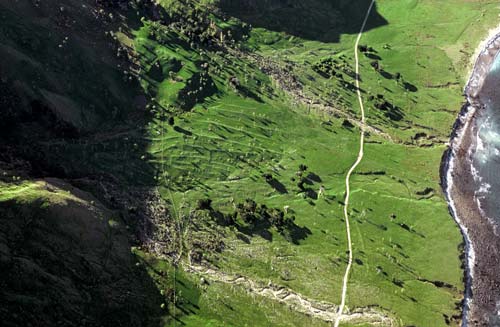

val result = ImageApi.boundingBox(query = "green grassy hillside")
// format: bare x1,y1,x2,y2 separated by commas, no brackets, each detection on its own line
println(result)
0,0,498,326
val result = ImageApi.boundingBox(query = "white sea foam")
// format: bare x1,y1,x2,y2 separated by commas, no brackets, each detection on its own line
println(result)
477,182,491,194
444,104,477,327
470,161,481,182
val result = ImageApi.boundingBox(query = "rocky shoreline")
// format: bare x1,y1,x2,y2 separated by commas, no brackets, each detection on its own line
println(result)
442,30,500,326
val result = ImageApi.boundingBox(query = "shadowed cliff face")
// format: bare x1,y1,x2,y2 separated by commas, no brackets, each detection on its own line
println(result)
0,179,163,327
219,0,388,42
0,0,141,131
0,0,155,183
0,2,166,326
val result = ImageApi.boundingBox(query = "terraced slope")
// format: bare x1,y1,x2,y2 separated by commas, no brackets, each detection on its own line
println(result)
0,1,499,326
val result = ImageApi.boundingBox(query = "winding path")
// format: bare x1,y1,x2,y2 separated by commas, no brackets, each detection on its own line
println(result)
334,1,376,327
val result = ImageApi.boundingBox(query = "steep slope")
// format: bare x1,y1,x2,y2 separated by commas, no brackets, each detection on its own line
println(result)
0,1,499,327
0,179,162,327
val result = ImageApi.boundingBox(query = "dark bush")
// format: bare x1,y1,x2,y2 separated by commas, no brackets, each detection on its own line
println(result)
197,198,212,210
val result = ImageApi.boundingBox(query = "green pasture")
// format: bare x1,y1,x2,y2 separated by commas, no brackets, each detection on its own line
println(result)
130,1,500,326
2,0,499,326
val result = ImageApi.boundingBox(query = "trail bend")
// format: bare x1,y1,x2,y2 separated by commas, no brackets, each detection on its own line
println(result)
334,1,376,327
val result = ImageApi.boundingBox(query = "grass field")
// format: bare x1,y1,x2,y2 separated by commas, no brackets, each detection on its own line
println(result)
125,1,500,326
145,92,464,326
2,0,500,326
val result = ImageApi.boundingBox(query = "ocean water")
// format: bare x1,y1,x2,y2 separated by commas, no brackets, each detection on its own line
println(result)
471,51,500,231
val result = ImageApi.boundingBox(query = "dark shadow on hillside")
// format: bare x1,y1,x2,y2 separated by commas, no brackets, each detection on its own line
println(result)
138,257,205,325
267,178,288,194
306,172,322,183
237,220,274,241
365,53,382,60
0,2,170,325
237,85,264,103
236,219,311,245
224,200,312,244
286,224,312,245
0,1,157,186
304,187,318,200
394,221,426,238
219,0,388,43
174,125,193,136
0,196,165,327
